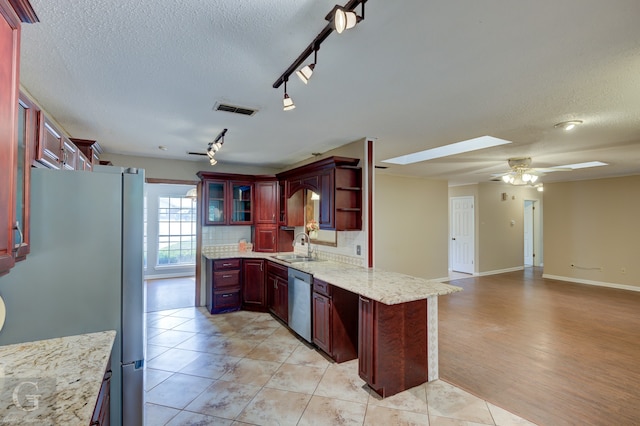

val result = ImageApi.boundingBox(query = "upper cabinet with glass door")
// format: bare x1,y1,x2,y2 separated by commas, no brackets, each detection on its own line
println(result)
1,1,38,276
198,173,254,226
203,179,227,225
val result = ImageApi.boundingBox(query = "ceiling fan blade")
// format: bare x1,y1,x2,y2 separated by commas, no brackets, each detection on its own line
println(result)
535,167,572,172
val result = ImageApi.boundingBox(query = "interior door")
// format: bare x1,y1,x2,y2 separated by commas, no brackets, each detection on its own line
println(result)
450,196,474,274
524,200,535,266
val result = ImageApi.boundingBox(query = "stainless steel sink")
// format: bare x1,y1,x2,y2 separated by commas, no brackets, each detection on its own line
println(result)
272,254,320,263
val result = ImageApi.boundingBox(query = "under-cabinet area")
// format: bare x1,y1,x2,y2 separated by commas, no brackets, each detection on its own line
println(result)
203,252,460,398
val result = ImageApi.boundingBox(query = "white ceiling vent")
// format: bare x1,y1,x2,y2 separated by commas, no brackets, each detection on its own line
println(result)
213,102,258,116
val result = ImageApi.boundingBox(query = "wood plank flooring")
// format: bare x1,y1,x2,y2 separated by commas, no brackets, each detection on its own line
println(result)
439,267,640,426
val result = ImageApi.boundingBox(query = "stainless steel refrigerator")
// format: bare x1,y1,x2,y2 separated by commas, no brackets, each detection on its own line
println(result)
0,166,145,426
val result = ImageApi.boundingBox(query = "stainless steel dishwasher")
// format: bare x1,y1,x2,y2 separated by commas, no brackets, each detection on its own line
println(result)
288,268,313,343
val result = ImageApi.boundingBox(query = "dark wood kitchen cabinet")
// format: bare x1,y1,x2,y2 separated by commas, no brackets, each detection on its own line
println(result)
36,113,63,169
266,261,288,323
198,173,254,226
312,279,358,363
255,180,277,224
70,138,102,170
276,156,362,232
0,0,37,276
206,258,241,314
242,259,266,310
11,93,39,263
91,359,112,426
358,296,429,398
61,136,78,170
253,225,278,253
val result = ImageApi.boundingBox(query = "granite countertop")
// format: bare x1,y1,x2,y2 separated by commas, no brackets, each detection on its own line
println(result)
204,252,462,304
0,330,116,424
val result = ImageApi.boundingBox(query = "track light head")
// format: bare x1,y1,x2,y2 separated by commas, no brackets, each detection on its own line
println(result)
296,63,315,84
209,158,217,166
283,94,295,111
334,7,359,33
283,80,295,111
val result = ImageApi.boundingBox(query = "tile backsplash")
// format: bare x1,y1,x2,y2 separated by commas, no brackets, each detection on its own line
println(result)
201,227,365,267
201,226,252,246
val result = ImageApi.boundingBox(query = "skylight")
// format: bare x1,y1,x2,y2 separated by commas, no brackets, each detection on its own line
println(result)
381,136,512,165
551,161,608,170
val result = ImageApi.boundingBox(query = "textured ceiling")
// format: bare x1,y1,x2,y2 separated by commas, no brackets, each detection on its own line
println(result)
19,0,640,185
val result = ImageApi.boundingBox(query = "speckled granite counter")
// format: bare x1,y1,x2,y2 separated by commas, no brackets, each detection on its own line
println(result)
203,252,462,304
0,330,115,424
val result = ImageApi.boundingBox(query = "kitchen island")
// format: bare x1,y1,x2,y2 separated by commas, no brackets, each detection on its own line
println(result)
203,251,461,397
0,330,115,424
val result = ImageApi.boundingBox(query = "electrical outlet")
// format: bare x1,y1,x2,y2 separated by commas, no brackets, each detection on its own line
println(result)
356,245,361,256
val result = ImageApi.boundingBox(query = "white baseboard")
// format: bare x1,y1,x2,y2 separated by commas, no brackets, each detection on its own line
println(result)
476,266,524,277
542,274,640,293
144,272,195,280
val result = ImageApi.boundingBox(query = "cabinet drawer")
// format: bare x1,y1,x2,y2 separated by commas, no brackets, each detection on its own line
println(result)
266,261,288,280
214,288,241,308
214,270,240,288
214,258,241,270
313,279,332,297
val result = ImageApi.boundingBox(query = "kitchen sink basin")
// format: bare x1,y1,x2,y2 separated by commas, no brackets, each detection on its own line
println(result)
272,254,321,263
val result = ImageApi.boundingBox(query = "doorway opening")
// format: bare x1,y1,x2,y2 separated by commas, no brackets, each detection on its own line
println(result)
144,182,197,312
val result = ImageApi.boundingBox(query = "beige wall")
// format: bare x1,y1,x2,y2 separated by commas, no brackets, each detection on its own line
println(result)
100,153,278,181
374,173,449,280
543,175,640,288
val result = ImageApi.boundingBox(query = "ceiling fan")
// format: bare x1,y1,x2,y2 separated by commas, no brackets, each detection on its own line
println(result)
492,157,570,186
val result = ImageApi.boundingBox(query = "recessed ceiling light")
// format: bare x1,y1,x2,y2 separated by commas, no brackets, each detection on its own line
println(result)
158,145,167,151
382,136,512,165
554,120,583,131
551,161,608,170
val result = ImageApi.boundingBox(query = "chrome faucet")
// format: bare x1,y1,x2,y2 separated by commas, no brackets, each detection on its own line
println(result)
293,232,312,258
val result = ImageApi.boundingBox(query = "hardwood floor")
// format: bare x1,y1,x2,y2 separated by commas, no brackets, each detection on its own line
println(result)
146,276,195,312
440,267,640,426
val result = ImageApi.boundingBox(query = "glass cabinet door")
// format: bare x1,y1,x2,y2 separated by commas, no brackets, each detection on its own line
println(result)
13,95,37,261
230,182,252,224
205,180,226,225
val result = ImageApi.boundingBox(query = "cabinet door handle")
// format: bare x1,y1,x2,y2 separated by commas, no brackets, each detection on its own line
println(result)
359,296,370,303
260,263,263,272
222,263,232,267
222,274,232,278
13,221,23,252
222,294,232,298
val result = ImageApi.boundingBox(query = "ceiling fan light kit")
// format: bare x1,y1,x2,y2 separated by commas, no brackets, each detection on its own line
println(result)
273,0,366,110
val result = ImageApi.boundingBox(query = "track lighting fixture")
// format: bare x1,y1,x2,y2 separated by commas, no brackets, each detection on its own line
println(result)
296,47,317,84
283,79,295,111
272,0,367,105
206,128,227,166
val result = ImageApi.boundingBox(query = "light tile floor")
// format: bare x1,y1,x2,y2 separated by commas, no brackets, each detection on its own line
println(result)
144,307,537,425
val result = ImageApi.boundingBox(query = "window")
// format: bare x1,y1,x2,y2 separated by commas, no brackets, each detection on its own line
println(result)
157,196,196,265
